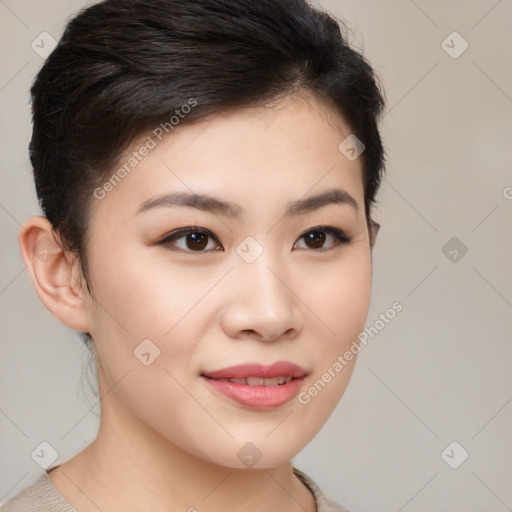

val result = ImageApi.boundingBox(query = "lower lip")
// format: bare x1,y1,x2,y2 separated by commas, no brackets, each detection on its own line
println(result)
202,376,306,409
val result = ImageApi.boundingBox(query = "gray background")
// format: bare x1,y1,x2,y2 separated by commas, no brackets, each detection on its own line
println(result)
1,1,511,510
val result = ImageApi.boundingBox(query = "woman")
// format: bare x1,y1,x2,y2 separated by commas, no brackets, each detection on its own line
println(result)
3,0,386,510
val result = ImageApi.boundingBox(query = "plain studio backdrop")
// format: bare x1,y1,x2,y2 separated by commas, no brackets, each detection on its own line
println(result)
0,1,511,511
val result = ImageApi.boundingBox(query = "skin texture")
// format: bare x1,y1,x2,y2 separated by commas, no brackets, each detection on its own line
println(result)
19,91,377,512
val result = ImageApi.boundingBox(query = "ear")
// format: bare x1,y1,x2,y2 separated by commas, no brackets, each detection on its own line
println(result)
18,216,91,333
369,219,380,249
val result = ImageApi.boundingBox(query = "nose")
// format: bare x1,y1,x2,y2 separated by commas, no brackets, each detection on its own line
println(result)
219,251,304,342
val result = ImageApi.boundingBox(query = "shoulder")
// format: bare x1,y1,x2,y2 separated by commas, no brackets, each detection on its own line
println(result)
293,467,353,512
0,471,76,512
2,467,352,512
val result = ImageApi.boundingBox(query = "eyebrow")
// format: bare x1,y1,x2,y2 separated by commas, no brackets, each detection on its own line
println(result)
135,187,359,219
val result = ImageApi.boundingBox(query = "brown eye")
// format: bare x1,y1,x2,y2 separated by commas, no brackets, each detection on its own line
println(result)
294,227,352,251
183,232,209,251
304,230,326,249
157,226,352,254
158,228,221,252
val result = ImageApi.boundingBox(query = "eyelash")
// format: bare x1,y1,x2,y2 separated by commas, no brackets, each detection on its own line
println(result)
155,226,352,253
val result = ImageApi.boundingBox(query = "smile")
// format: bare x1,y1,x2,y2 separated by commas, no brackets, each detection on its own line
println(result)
201,361,308,409
211,376,293,386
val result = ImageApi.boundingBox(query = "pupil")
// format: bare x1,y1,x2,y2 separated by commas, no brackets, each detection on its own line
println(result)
188,233,207,250
307,231,325,249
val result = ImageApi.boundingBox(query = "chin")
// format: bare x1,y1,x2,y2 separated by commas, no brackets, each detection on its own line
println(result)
193,438,304,470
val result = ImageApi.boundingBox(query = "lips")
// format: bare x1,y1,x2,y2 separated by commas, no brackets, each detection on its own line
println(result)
216,376,293,386
201,361,307,381
201,361,308,409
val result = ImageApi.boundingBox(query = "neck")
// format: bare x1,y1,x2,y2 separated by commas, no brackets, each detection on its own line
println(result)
50,372,316,512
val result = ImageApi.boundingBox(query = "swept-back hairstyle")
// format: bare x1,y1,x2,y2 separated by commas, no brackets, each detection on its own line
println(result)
30,0,386,352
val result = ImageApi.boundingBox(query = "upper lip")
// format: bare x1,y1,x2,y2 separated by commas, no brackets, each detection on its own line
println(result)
201,361,308,380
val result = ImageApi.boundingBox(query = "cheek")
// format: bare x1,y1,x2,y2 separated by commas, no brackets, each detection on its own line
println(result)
297,249,372,344
296,250,372,398
86,239,183,337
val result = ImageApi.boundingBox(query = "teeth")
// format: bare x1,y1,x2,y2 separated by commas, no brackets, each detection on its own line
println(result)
229,378,247,385
222,376,293,386
246,377,265,386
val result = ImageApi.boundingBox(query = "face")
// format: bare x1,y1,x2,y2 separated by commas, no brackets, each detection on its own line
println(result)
80,92,373,468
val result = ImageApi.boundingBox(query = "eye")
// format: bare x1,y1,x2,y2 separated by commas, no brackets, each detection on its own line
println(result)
294,226,352,251
156,225,352,253
157,227,221,252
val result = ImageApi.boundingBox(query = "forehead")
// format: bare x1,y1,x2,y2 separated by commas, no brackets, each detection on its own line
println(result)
91,92,364,221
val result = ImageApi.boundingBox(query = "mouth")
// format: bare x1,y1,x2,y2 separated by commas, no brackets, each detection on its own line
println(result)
203,376,294,386
200,361,308,409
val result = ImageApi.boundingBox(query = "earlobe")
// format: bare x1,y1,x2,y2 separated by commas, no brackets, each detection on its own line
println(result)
18,216,91,333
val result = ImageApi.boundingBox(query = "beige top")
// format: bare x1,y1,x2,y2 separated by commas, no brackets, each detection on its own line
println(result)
1,466,351,512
